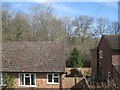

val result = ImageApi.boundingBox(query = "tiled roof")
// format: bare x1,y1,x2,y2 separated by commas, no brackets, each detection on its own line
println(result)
2,42,65,72
103,35,120,50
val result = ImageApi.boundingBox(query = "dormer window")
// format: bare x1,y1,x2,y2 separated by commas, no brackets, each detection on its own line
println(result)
99,51,103,59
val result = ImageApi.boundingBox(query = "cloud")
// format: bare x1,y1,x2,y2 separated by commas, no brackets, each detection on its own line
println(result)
52,3,87,15
53,4,75,13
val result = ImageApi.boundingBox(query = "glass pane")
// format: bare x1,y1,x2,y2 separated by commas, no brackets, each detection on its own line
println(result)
25,74,30,76
31,74,35,85
54,78,59,83
3,73,7,84
20,74,24,85
25,77,30,85
54,74,58,77
48,74,52,82
99,51,103,58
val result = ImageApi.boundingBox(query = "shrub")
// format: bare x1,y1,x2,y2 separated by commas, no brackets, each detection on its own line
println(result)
6,75,15,88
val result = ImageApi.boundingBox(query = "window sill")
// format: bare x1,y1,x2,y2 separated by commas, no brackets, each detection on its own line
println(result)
47,83,59,85
18,85,36,87
0,84,7,86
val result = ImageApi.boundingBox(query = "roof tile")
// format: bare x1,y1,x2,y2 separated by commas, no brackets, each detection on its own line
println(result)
2,42,65,72
103,35,120,50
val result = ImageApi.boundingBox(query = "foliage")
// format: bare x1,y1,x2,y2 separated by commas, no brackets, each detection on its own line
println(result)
66,47,84,68
6,75,15,88
2,3,119,66
67,69,83,77
83,60,91,67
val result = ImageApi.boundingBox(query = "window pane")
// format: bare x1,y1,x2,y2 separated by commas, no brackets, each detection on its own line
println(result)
48,74,52,82
25,77,30,85
25,74,30,76
31,74,35,85
20,74,24,85
99,51,103,58
54,78,59,83
54,74,58,77
2,73,7,84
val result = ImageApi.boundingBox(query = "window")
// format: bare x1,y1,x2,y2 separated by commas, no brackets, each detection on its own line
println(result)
0,73,2,85
0,73,7,86
47,73,59,84
99,51,103,59
19,73,36,86
2,73,7,85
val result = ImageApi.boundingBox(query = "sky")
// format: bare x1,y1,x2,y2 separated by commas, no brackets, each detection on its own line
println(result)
2,1,119,22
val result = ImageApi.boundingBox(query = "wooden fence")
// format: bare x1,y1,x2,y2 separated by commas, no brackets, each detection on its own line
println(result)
65,68,92,76
63,68,91,89
64,77,83,89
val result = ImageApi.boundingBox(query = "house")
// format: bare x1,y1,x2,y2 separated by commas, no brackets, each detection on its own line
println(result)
0,42,66,89
91,35,120,84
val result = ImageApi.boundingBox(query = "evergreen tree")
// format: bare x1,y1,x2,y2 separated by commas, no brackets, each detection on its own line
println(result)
67,47,83,68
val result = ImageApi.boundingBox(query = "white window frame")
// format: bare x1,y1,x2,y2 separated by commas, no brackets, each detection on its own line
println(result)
19,73,36,87
47,73,59,84
0,73,7,86
99,51,103,59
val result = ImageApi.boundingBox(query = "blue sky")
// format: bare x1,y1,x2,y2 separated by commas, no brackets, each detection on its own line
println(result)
53,2,118,21
2,2,118,21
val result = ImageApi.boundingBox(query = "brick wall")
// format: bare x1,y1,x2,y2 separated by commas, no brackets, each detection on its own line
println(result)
91,36,120,82
91,49,98,77
36,73,60,88
98,37,112,80
6,72,65,89
112,55,120,65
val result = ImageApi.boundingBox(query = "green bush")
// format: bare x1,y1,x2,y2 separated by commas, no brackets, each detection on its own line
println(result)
6,75,15,88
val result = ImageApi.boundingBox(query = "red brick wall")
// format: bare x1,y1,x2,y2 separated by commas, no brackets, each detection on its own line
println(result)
98,37,112,80
6,72,65,89
91,36,120,82
112,55,120,65
91,49,98,76
36,73,60,88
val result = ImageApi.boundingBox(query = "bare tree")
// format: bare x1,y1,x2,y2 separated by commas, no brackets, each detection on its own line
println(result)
11,12,32,41
95,17,110,37
109,21,120,35
72,15,94,43
2,10,32,42
30,4,53,41
62,16,73,39
2,4,14,41
47,17,66,41
30,4,65,42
